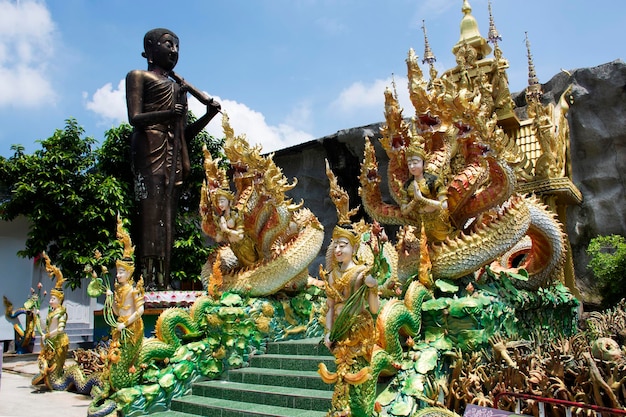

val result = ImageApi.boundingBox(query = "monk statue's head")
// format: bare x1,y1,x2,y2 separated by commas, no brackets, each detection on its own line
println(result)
142,28,179,71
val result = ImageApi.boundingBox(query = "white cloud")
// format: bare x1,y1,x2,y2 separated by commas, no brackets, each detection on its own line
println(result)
84,79,127,123
283,100,313,133
0,65,55,107
194,97,315,153
84,79,316,153
0,0,56,108
330,76,412,118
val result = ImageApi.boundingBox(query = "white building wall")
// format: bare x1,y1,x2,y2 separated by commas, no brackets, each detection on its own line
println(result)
1,216,94,345
0,217,35,342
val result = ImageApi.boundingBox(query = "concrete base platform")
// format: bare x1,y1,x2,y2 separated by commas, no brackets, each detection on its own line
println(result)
1,353,92,417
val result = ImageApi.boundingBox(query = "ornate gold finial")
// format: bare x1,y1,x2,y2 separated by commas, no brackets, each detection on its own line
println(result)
326,159,366,249
454,0,491,59
116,216,135,276
221,111,234,141
325,159,359,225
421,20,438,81
391,73,398,99
42,251,66,303
525,31,543,103
462,0,471,14
421,20,436,67
487,1,502,46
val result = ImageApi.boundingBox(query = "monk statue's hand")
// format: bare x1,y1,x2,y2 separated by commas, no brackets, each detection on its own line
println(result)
173,103,186,116
208,98,221,112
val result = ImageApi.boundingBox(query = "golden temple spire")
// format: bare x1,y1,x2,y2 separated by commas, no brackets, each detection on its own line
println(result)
421,20,438,80
487,0,502,46
421,20,436,66
453,0,491,59
525,31,543,102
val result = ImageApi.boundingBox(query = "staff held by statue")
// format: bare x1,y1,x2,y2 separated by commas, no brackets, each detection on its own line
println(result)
169,71,221,111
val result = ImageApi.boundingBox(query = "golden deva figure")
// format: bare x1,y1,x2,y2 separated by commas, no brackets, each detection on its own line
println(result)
211,188,258,267
109,257,144,342
400,142,451,242
32,252,69,389
95,218,146,392
106,222,145,346
319,160,380,415
323,224,379,351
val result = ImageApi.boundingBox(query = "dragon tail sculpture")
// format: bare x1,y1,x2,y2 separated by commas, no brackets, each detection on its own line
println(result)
496,196,567,290
430,195,531,279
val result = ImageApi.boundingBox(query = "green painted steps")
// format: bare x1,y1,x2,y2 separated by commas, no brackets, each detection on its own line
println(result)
150,337,335,417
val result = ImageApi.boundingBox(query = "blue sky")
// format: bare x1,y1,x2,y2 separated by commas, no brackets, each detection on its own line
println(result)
0,0,624,158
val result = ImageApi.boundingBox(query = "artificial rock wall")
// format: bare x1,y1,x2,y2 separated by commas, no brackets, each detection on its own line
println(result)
272,60,626,307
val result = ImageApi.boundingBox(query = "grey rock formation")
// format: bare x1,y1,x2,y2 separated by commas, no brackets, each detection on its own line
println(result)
560,60,626,305
272,60,626,307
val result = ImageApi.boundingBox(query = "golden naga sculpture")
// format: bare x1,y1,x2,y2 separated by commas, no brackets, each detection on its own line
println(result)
199,113,324,296
358,0,577,291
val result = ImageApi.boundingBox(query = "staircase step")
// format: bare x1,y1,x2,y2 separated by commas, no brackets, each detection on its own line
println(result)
226,367,333,391
192,380,332,411
265,337,331,356
249,353,335,372
160,338,337,416
171,394,327,417
149,411,196,417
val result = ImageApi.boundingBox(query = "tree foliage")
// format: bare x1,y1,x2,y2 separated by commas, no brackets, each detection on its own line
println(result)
0,119,128,288
0,115,224,289
587,234,626,307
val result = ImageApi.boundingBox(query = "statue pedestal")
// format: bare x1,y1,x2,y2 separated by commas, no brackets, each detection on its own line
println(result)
93,290,204,342
143,290,204,309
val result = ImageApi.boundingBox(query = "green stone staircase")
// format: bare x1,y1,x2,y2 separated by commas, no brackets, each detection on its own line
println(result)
151,337,335,417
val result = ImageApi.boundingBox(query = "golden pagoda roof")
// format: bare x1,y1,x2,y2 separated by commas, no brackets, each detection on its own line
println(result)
425,0,581,205
452,0,492,59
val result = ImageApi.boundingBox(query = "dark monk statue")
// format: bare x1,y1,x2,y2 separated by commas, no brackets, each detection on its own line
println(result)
126,28,221,289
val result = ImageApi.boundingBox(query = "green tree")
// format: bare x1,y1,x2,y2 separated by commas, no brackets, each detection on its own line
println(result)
0,118,128,288
0,116,223,289
587,234,626,307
